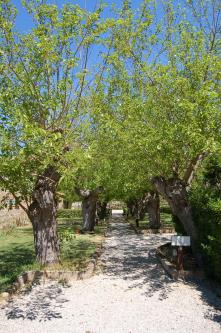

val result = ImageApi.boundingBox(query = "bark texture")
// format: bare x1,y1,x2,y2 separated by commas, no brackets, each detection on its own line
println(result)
127,193,161,229
75,188,102,232
82,194,98,231
28,166,60,265
152,176,202,266
126,200,136,217
136,198,146,221
146,192,161,229
97,201,108,220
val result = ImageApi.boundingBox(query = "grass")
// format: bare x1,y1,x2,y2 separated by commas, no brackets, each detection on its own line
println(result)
0,218,107,293
129,205,175,231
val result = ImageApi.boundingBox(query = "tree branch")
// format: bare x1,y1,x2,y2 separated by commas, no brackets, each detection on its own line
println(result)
0,175,28,213
75,186,103,198
183,152,209,186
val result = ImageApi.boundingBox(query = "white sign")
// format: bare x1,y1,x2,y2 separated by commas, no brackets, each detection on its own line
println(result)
112,209,123,215
171,235,191,247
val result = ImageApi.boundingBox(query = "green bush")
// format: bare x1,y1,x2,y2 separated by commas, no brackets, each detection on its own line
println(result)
189,154,221,283
59,229,76,243
57,208,82,219
160,206,172,214
190,193,221,282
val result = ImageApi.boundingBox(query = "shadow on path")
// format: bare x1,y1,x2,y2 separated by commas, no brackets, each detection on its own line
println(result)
2,214,221,326
102,216,176,299
4,282,69,321
103,215,221,325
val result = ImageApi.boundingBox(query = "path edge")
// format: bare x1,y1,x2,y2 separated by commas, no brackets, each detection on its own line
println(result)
0,234,107,305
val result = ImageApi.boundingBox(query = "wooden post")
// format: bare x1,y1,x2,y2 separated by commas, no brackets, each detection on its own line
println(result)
176,246,184,271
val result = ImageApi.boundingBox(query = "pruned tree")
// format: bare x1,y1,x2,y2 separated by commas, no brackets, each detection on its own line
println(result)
0,0,111,264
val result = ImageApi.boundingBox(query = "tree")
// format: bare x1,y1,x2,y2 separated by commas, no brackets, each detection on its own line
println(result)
92,0,221,263
75,188,103,232
0,0,110,264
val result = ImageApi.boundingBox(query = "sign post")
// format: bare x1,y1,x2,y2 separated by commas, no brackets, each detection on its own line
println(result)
171,236,191,271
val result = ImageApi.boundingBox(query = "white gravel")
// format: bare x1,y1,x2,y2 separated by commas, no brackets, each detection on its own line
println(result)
0,215,220,333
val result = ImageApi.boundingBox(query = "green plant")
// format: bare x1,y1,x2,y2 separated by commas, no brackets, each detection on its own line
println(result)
59,229,76,243
57,209,82,219
189,154,221,282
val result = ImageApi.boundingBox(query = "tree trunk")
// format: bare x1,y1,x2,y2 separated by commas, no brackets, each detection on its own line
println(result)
82,194,98,231
152,176,202,266
75,188,103,232
97,201,107,220
28,166,60,265
136,198,146,221
146,192,161,229
63,200,72,209
127,200,135,217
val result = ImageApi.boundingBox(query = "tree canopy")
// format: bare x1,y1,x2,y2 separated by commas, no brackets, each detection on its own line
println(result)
0,0,220,264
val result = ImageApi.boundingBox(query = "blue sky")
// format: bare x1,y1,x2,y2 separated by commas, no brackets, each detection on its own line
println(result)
12,0,146,32
10,1,212,70
11,0,156,69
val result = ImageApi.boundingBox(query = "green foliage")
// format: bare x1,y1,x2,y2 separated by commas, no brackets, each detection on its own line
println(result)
0,0,112,206
0,0,221,276
59,229,76,243
57,208,82,219
85,0,221,203
190,154,221,282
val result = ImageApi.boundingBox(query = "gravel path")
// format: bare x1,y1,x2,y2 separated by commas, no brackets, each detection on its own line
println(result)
0,215,221,333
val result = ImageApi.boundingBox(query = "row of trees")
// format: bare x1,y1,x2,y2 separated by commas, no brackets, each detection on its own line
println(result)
0,0,220,266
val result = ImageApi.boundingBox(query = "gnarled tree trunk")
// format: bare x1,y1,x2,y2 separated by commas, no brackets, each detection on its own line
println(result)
75,188,102,232
82,194,98,231
97,201,108,220
127,199,142,219
127,200,136,217
28,166,60,265
146,192,161,229
152,176,202,266
136,198,146,221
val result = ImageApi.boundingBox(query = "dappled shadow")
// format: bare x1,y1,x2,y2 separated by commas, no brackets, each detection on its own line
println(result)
0,245,36,293
205,313,221,324
186,276,221,325
102,216,221,327
204,307,221,325
101,218,176,299
4,282,69,321
61,238,96,268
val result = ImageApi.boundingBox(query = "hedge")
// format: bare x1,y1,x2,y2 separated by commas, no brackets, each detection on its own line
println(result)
191,200,221,282
57,208,82,219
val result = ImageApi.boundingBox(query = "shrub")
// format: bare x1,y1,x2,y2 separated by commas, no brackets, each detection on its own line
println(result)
189,154,221,283
57,208,82,219
59,229,76,243
190,192,221,282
